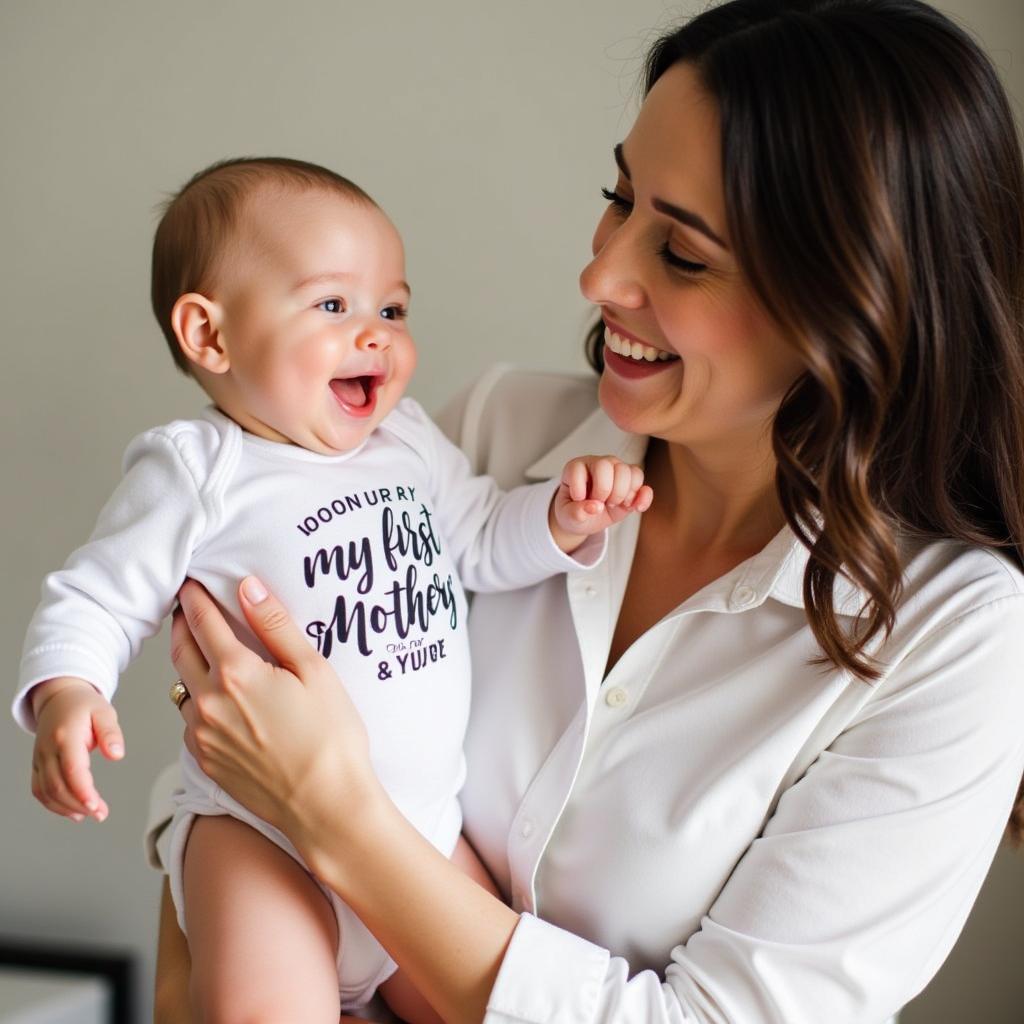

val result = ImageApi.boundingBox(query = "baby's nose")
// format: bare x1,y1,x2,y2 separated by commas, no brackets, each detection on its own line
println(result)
355,323,390,350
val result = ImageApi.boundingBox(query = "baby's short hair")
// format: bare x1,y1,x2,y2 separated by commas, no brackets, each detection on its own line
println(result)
151,156,375,374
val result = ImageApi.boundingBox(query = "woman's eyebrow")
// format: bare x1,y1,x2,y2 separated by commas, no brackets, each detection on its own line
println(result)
614,142,730,252
613,142,632,180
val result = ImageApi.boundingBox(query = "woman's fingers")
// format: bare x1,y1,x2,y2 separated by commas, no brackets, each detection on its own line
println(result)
170,606,212,765
166,577,375,841
175,580,238,688
237,576,319,678
170,604,210,690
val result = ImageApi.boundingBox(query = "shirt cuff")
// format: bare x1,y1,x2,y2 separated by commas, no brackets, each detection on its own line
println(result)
484,913,609,1024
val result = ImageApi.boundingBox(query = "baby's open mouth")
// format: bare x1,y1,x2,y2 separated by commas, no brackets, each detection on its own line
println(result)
330,375,379,409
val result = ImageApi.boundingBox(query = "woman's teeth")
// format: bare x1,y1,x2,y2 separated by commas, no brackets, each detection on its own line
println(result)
604,327,677,362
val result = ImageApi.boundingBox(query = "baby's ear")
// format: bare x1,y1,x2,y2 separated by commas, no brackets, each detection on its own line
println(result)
170,293,229,373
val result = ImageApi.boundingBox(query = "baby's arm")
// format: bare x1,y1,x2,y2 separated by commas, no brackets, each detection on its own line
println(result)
15,423,218,818
30,676,124,822
401,400,649,592
549,454,653,554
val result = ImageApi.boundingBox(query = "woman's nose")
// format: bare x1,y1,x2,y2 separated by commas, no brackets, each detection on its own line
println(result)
579,219,646,310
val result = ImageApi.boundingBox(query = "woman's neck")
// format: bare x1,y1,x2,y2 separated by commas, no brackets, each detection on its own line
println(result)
645,436,786,558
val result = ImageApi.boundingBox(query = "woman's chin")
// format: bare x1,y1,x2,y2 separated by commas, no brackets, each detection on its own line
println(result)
598,370,667,436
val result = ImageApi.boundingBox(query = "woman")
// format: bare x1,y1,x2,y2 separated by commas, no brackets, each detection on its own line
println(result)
150,0,1024,1020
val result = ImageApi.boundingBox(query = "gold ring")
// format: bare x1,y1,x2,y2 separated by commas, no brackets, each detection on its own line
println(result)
169,679,190,710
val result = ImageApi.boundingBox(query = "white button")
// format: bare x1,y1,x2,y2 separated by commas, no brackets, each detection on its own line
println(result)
584,584,597,597
732,584,757,607
520,818,535,838
605,686,629,708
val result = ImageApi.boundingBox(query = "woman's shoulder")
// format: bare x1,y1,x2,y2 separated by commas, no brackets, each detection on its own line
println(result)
437,364,599,487
847,538,1024,775
888,537,1024,662
903,537,1024,613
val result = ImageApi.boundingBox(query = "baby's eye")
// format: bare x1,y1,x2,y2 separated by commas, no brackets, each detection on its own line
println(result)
318,298,345,314
380,305,408,321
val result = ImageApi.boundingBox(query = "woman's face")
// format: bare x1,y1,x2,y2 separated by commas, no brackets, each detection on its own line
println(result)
580,62,805,452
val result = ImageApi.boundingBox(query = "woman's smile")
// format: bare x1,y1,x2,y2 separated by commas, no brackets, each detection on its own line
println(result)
603,324,679,363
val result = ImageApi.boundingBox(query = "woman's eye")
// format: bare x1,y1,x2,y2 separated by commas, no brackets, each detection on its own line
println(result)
601,186,633,215
657,242,707,276
380,305,408,321
318,298,345,314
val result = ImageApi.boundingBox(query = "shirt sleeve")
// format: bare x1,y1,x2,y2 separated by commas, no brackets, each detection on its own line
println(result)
485,596,1024,1024
13,428,211,731
408,400,605,594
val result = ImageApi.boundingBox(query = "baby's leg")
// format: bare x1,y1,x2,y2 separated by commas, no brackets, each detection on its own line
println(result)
377,835,501,1024
183,814,341,1024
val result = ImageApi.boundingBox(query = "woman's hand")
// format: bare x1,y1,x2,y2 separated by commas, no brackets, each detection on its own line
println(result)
175,577,520,1024
171,576,380,858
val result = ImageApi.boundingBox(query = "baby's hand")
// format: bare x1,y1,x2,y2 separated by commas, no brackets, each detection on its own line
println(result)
30,677,124,822
550,455,653,553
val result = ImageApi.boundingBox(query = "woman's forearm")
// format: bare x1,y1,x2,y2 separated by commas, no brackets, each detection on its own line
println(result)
299,782,520,1024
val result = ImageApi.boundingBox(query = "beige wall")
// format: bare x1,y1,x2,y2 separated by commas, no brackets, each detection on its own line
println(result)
2,2,1021,1020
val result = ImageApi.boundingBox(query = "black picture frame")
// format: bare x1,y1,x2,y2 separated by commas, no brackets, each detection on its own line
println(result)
0,938,134,1024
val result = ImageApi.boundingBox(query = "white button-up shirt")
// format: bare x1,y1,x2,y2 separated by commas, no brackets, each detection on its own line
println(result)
148,366,1024,1024
452,368,1024,1024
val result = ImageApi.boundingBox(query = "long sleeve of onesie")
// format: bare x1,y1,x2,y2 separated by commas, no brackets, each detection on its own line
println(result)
390,399,604,593
13,420,227,731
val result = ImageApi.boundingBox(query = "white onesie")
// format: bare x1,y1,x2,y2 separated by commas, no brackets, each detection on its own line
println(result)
14,398,597,1008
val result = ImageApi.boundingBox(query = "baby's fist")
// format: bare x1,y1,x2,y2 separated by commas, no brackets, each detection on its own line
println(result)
550,455,653,552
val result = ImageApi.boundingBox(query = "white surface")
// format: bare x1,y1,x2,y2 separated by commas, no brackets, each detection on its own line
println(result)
0,968,109,1024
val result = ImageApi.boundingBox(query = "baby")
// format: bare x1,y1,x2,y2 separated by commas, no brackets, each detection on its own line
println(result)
14,157,652,1022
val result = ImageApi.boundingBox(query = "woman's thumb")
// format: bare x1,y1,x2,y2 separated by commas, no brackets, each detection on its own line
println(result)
238,576,316,676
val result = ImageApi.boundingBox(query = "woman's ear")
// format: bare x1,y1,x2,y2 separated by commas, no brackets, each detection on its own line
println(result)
170,293,229,374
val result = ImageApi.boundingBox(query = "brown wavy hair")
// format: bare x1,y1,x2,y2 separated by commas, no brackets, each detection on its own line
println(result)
586,0,1024,842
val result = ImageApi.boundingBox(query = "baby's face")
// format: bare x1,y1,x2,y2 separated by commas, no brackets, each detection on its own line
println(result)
215,189,417,455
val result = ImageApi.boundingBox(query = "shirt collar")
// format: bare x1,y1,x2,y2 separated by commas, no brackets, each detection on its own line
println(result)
524,405,868,618
738,524,868,616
